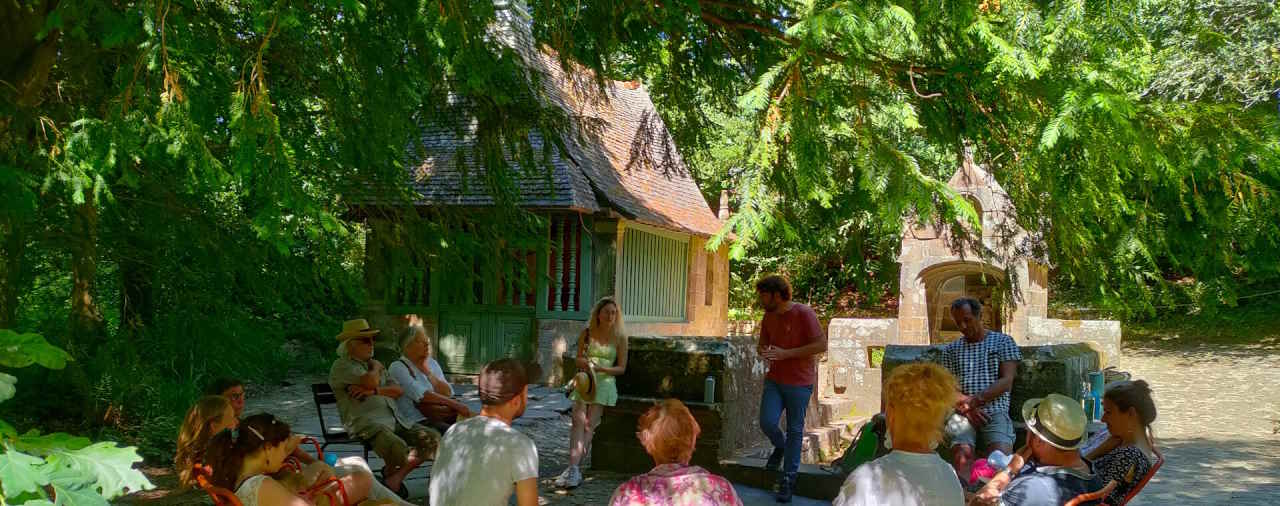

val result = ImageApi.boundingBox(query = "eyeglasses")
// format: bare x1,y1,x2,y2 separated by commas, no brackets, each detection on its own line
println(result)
355,338,374,345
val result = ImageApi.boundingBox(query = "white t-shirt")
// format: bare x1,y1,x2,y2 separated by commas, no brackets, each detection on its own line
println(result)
428,415,538,506
833,450,964,506
387,356,450,423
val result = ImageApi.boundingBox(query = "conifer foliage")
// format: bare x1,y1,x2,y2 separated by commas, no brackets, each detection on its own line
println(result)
533,0,1280,312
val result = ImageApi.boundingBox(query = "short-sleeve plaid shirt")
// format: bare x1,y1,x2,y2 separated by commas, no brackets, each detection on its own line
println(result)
941,330,1022,416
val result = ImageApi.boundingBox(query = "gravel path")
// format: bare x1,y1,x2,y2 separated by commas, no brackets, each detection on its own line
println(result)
1107,340,1280,506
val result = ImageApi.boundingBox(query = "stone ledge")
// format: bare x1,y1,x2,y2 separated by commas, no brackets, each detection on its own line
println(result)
717,457,846,501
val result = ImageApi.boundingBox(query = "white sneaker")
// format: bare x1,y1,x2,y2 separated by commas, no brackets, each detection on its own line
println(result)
553,466,575,488
564,465,583,488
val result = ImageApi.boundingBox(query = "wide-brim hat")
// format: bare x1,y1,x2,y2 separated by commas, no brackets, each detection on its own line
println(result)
1022,393,1087,450
572,370,597,403
335,319,381,342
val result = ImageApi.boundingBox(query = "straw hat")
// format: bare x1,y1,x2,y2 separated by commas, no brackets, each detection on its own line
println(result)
1022,393,1088,450
570,368,597,403
335,319,381,342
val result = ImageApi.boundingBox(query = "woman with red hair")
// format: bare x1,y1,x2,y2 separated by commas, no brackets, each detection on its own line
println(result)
608,399,742,506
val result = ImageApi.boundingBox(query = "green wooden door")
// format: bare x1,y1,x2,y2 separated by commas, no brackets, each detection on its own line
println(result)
436,253,538,374
438,309,534,374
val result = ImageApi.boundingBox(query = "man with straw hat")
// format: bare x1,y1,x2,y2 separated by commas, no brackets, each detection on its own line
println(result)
971,393,1105,506
329,319,440,496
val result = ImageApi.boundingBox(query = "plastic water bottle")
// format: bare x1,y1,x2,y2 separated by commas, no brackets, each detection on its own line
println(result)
704,375,715,403
987,449,1012,469
324,452,338,467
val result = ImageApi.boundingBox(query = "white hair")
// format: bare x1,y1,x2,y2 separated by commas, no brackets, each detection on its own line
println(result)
402,324,428,351
336,340,350,358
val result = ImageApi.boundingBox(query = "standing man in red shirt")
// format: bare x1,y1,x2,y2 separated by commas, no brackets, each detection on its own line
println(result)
755,275,827,503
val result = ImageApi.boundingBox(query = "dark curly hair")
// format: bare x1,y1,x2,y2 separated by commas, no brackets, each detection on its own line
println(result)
754,275,792,301
203,413,291,490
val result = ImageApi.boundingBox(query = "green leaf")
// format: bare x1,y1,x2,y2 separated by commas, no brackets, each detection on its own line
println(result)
0,331,73,370
15,433,92,456
0,420,17,439
0,373,16,403
0,449,50,499
41,443,151,500
48,480,108,506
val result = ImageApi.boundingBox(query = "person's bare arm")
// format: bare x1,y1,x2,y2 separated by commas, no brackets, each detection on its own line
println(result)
976,361,1018,406
597,336,628,376
973,445,1030,502
259,476,313,506
355,359,384,390
575,330,591,370
756,325,770,355
418,390,472,416
376,383,403,399
775,334,828,359
426,372,452,397
514,477,538,506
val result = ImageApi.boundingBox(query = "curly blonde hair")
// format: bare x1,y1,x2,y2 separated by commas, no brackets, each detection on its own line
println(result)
883,362,957,447
175,395,233,488
587,297,625,342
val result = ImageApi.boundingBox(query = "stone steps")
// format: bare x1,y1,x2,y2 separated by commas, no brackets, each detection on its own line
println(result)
817,397,863,427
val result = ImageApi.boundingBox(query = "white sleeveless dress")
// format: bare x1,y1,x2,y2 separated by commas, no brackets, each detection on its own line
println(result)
234,475,268,506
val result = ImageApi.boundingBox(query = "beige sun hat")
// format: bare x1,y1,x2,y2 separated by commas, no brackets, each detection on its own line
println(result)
335,319,381,342
571,368,597,403
1022,393,1088,450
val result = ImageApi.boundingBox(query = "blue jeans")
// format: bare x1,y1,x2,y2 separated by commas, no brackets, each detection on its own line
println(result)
759,379,813,474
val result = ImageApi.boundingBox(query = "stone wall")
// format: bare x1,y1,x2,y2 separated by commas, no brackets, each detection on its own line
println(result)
1027,317,1122,367
822,319,898,417
882,343,1100,423
538,318,585,385
581,336,770,473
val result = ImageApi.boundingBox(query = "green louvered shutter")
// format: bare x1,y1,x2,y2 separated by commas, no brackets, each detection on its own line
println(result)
620,227,688,321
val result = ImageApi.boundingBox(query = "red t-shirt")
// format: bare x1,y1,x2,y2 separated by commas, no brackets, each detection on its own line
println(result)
760,303,823,386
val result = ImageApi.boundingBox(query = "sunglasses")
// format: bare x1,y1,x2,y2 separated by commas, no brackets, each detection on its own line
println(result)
354,337,374,345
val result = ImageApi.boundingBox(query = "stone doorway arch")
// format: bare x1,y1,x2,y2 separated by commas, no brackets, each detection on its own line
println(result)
919,261,1007,344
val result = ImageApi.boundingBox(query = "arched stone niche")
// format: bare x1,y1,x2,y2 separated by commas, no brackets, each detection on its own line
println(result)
919,261,1007,344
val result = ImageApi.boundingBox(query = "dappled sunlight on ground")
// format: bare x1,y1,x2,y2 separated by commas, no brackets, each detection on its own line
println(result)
1110,343,1280,506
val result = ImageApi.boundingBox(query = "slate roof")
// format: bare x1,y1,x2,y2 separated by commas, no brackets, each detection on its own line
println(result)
396,8,723,237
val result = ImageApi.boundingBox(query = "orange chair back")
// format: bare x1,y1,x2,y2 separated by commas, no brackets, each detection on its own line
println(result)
193,461,348,506
1117,444,1164,505
1065,480,1118,506
192,464,243,506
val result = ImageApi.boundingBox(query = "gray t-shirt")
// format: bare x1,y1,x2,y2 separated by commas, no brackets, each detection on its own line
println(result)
429,415,538,506
833,450,964,506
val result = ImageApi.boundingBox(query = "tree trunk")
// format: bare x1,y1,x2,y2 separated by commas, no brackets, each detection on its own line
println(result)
119,257,155,338
0,220,24,329
69,196,107,347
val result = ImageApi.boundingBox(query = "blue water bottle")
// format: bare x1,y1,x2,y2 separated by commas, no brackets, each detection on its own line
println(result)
1088,371,1105,421
324,452,338,467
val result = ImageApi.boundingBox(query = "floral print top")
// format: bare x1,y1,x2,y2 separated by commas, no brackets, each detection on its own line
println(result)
609,463,743,506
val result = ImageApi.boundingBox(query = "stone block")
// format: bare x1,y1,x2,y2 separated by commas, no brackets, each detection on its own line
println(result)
569,335,770,461
882,343,1100,423
1027,317,1122,366
819,319,897,420
537,319,583,385
592,397,724,475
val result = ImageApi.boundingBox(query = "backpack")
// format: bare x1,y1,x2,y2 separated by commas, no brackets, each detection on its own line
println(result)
838,413,889,474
